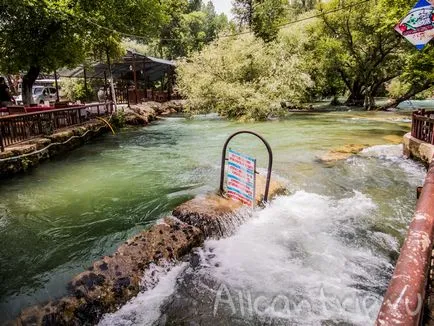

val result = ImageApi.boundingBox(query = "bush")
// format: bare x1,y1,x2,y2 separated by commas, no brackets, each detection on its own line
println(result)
60,78,95,102
110,110,126,129
176,34,313,121
386,78,411,99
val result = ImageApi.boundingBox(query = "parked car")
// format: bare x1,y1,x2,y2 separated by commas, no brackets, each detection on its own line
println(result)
14,86,58,105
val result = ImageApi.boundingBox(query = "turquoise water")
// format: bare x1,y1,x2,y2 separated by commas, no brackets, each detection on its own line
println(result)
0,112,425,323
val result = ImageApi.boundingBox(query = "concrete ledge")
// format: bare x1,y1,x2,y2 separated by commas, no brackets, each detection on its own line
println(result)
14,217,204,325
0,120,108,178
173,175,287,238
11,169,286,325
403,132,434,166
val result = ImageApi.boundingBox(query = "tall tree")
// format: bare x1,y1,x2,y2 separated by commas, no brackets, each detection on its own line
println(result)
187,0,203,12
233,0,288,42
232,0,254,27
158,0,229,58
0,0,167,105
252,0,288,42
306,0,409,108
0,0,87,105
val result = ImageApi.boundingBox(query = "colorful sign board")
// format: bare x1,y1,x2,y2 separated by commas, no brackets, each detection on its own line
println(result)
395,0,434,50
226,149,256,207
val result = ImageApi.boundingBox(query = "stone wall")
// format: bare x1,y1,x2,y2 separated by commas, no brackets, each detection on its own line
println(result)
11,176,286,326
403,132,434,166
124,100,186,126
0,121,108,178
0,100,187,179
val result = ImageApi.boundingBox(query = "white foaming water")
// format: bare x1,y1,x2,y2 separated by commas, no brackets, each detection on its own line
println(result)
98,146,424,325
360,144,403,159
99,263,187,326
359,144,426,185
197,191,391,325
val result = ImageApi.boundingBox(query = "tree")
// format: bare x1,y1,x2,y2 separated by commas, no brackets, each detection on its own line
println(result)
177,34,313,120
289,0,320,13
232,0,288,42
0,0,87,105
158,0,229,58
0,0,166,105
232,0,254,27
304,0,434,109
187,0,203,12
252,0,289,42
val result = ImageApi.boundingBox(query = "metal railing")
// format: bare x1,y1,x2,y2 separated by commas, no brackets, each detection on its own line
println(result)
376,160,434,325
412,110,434,145
219,131,273,203
0,103,113,152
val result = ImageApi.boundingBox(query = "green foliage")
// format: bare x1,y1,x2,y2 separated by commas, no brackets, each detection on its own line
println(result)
122,39,159,57
386,78,411,99
0,0,86,74
232,0,289,42
158,0,229,59
60,78,94,102
110,110,126,129
20,157,32,172
252,0,289,42
0,0,167,104
303,0,434,107
177,35,313,120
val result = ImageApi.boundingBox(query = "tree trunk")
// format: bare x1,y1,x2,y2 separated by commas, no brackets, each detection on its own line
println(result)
6,75,17,95
22,66,40,106
364,94,376,110
381,81,434,110
345,92,365,107
344,82,365,107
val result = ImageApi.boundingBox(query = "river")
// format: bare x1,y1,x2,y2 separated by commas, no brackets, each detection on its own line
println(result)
0,112,426,325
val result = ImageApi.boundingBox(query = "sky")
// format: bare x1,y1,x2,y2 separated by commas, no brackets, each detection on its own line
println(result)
211,0,233,18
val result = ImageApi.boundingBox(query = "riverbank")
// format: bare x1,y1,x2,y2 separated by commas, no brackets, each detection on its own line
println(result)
403,132,434,166
0,100,186,179
0,120,109,178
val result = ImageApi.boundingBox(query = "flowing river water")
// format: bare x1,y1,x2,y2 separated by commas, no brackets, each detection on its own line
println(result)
0,112,427,325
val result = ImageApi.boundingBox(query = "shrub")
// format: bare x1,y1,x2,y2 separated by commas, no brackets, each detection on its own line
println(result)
176,34,313,121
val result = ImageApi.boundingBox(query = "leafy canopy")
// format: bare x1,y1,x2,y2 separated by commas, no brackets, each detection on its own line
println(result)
177,34,313,120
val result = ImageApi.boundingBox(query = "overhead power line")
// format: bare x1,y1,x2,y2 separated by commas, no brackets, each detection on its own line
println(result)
77,0,371,43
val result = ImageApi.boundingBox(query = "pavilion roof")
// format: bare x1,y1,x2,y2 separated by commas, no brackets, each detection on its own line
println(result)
58,50,175,82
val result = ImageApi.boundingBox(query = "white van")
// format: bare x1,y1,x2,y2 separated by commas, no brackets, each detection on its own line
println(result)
14,79,60,105
14,86,58,105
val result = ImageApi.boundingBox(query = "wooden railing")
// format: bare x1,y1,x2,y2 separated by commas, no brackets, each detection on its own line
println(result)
0,103,113,152
412,110,434,145
114,87,129,105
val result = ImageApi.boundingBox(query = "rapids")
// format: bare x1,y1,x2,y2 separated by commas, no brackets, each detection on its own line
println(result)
0,112,425,324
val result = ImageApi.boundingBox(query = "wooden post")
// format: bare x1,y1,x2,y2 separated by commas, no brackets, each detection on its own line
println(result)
54,70,60,103
143,61,147,99
83,66,88,103
133,54,138,104
168,67,173,101
0,127,4,152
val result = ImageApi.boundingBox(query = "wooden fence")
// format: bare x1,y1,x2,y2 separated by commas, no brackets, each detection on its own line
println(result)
412,110,434,145
0,103,113,152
